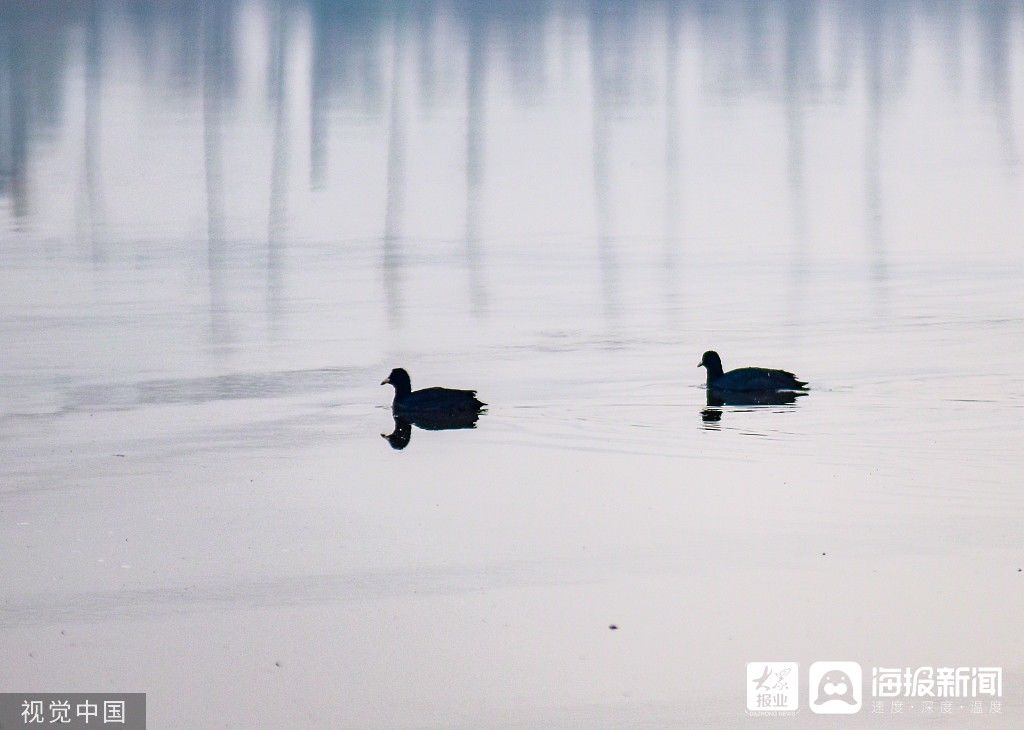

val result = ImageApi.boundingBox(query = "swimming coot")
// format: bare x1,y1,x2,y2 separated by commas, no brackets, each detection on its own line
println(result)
698,351,808,392
381,368,486,416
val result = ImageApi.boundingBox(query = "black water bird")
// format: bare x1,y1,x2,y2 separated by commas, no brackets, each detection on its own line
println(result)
381,368,486,417
698,351,808,393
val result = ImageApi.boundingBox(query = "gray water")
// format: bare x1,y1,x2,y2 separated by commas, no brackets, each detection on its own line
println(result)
2,2,1023,727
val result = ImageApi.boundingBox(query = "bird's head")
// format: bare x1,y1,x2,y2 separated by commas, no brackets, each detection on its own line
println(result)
381,367,412,394
698,351,722,370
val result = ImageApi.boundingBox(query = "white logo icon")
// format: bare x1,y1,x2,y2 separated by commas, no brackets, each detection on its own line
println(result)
746,662,799,713
809,661,863,714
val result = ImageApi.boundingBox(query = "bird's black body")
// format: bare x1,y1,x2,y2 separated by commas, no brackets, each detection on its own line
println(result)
381,368,486,417
698,350,808,393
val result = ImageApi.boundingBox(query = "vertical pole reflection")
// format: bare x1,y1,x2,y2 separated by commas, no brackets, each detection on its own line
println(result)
382,10,406,329
863,1,888,313
782,0,817,330
416,2,437,112
1,5,30,223
979,1,1019,173
864,5,882,266
267,3,290,339
782,0,812,247
309,1,328,191
589,2,619,330
465,4,488,318
203,1,229,346
662,0,682,316
81,1,105,265
939,1,963,98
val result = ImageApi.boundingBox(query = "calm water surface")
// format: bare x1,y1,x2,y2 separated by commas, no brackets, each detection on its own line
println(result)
2,2,1023,727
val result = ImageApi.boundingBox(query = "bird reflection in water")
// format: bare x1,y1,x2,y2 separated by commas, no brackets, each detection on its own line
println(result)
701,389,806,427
381,409,484,450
